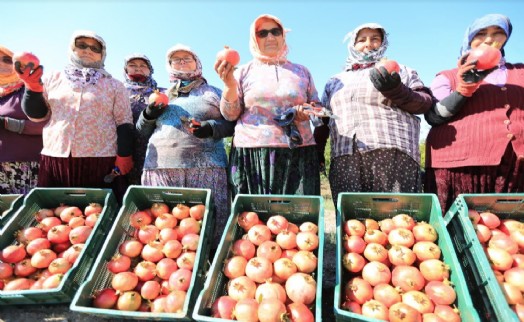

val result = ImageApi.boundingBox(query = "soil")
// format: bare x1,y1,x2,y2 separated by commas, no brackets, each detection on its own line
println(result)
0,180,338,321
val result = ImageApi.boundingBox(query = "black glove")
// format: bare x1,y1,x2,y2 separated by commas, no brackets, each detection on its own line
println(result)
144,102,166,120
190,120,213,138
370,66,401,92
461,63,498,83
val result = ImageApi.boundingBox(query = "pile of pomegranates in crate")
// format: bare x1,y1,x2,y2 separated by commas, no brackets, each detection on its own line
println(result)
0,203,102,291
211,211,319,322
468,209,524,320
341,214,461,322
91,202,206,312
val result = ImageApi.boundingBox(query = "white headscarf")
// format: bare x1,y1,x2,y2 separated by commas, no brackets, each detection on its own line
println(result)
343,23,389,70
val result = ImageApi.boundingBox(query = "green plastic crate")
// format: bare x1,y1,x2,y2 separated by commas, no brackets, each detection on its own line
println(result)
70,185,214,321
193,194,325,322
0,187,118,305
444,193,524,322
0,194,23,230
334,193,480,322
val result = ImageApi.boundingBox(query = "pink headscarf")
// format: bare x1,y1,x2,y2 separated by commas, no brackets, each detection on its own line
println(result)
249,14,289,64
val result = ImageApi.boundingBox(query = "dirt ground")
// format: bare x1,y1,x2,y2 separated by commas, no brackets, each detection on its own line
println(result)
0,182,338,322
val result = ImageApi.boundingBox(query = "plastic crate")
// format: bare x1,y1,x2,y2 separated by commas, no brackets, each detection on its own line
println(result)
0,194,23,230
0,187,118,305
334,193,480,322
193,194,325,322
444,193,524,322
70,185,214,321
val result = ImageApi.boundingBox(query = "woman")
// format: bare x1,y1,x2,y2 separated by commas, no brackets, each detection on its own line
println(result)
425,14,523,212
136,44,234,243
314,23,433,206
123,53,163,185
0,45,45,194
215,14,321,197
16,30,134,201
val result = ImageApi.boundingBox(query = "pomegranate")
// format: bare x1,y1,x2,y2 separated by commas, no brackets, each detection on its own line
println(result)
377,59,401,74
211,295,237,319
93,288,118,309
148,90,169,106
467,43,502,70
189,204,205,220
216,46,240,66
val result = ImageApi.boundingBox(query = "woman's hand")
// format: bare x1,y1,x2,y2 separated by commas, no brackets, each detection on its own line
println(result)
294,103,314,122
214,59,237,88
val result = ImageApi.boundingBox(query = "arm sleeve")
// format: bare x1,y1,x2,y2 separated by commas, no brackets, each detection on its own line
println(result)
424,91,468,126
381,84,434,114
208,119,236,140
423,74,468,126
136,110,157,139
22,89,49,121
116,123,134,157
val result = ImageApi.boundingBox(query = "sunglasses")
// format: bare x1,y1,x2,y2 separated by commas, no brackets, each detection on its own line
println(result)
256,27,283,38
75,41,103,54
171,57,195,65
1,56,13,64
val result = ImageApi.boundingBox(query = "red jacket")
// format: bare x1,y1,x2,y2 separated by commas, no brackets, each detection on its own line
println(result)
427,63,524,168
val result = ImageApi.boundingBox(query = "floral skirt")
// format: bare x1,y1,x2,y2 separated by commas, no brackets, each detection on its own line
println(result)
142,167,230,245
229,146,320,197
329,148,421,208
0,161,39,194
425,144,524,213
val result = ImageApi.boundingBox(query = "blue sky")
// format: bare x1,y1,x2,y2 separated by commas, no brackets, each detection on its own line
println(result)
2,0,523,139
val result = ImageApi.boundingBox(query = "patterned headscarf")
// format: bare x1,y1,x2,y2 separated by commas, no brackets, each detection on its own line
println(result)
64,30,111,89
343,23,389,71
459,13,512,57
249,14,289,64
123,53,158,97
165,44,205,100
0,45,24,97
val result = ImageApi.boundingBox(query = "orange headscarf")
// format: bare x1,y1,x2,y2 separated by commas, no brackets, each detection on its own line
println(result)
0,45,23,96
249,14,289,64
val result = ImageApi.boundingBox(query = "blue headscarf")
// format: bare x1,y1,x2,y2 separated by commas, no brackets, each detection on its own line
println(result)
343,23,389,70
459,14,512,57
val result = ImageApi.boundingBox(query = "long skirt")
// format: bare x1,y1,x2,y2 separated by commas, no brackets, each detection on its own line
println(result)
37,155,127,203
0,161,39,194
425,144,524,213
142,167,230,246
329,148,421,208
229,146,320,198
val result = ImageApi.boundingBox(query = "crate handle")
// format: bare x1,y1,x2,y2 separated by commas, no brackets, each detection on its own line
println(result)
371,197,399,203
64,193,87,197
494,198,524,204
268,200,291,205
163,192,184,196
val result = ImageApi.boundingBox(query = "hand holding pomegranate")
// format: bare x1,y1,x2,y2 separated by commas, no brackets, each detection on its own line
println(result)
144,91,168,120
214,46,239,88
369,62,401,92
13,51,44,92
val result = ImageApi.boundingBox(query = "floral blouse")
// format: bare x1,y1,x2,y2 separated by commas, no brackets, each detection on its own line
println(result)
221,60,320,148
41,71,132,157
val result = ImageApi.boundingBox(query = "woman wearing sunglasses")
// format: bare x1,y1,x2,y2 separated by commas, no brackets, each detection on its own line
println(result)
215,14,321,197
122,53,164,186
0,45,45,194
425,14,524,212
136,44,235,246
15,30,133,202
314,23,433,207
